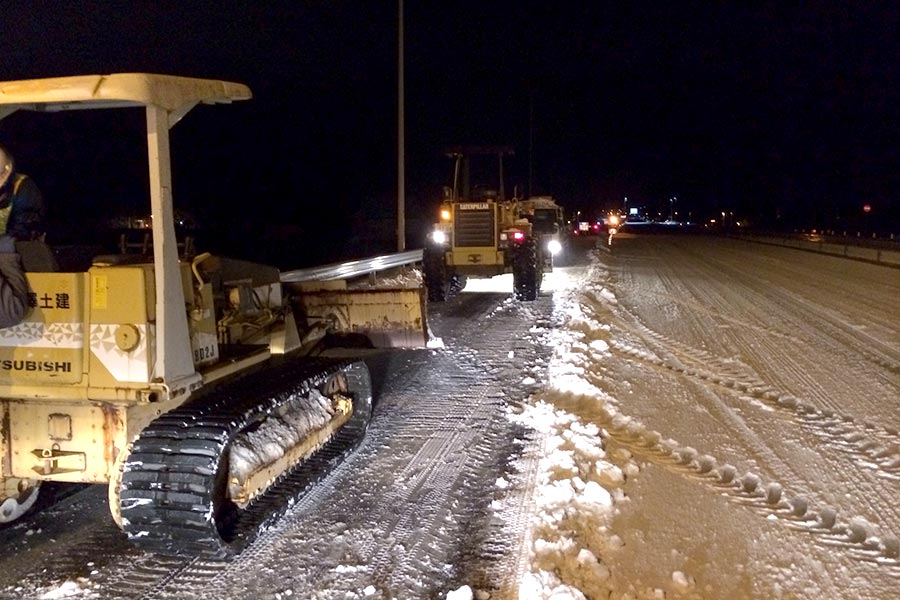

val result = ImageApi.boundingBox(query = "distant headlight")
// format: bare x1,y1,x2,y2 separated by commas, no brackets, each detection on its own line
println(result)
430,230,447,244
547,239,562,255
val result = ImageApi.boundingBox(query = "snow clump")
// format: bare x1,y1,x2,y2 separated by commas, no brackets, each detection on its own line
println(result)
445,585,473,600
229,388,336,491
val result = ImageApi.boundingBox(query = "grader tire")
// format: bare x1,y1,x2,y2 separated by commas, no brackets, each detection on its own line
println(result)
448,273,467,296
423,246,450,302
512,238,540,301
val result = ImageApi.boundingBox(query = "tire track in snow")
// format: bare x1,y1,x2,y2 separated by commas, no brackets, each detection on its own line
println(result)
702,243,900,375
615,323,900,477
608,319,900,539
552,394,900,573
187,293,552,599
653,242,848,413
626,239,897,419
602,240,900,479
594,239,900,578
683,241,900,404
635,280,900,481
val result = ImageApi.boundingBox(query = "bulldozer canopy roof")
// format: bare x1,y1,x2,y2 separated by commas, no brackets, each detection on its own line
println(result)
0,73,251,119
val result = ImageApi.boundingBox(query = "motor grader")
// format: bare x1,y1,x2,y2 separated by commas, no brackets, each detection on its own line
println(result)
423,147,551,302
517,195,566,271
0,73,426,557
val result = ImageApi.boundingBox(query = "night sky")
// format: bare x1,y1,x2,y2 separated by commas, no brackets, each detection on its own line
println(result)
2,2,898,267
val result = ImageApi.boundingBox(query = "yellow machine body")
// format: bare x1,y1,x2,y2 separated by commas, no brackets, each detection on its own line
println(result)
1,263,216,484
0,73,427,534
432,198,532,278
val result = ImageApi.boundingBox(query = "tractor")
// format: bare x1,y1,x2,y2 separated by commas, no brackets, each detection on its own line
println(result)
423,146,550,302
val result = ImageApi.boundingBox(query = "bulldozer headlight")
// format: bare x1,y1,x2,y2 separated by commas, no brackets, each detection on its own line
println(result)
430,230,447,245
547,239,562,255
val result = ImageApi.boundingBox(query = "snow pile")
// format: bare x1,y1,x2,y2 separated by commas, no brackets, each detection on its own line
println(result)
348,267,423,289
38,579,96,599
514,402,623,599
229,388,336,488
461,273,515,294
511,257,639,599
445,585,473,599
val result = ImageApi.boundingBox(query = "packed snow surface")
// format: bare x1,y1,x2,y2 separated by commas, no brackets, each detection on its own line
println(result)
504,236,900,599
1,236,897,600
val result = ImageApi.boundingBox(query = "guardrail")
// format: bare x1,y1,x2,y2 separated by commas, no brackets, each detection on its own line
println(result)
733,234,900,268
280,249,424,283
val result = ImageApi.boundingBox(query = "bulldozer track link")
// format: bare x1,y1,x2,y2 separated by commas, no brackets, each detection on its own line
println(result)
120,356,371,558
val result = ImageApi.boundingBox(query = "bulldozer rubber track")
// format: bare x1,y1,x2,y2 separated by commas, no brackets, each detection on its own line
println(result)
119,356,372,558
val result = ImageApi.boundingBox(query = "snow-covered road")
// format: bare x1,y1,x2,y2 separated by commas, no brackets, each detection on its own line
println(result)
0,263,559,599
1,234,898,600
519,233,900,599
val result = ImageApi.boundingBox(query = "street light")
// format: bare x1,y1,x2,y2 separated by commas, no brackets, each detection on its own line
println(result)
396,0,405,251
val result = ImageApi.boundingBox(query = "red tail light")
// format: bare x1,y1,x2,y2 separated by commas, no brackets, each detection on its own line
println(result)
512,231,525,241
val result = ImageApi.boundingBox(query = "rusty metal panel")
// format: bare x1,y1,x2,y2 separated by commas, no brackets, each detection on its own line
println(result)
47,413,73,441
7,401,126,484
292,287,427,348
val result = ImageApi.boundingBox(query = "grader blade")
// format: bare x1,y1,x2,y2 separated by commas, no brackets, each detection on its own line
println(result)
287,281,428,348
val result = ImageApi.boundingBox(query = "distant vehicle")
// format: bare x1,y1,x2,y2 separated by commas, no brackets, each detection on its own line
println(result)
624,206,653,225
605,213,621,234
573,221,595,235
573,220,606,236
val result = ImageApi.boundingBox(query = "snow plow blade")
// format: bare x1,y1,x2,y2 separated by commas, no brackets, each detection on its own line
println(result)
286,280,428,348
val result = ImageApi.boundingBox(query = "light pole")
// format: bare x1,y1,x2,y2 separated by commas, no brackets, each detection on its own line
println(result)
396,0,405,251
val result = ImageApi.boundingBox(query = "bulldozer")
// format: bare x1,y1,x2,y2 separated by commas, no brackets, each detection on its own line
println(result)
423,147,556,302
0,73,427,557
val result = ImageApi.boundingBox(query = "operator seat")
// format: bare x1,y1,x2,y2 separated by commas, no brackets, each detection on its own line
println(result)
16,240,59,272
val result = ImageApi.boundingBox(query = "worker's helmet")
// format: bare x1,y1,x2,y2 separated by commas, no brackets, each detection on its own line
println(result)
0,146,13,191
